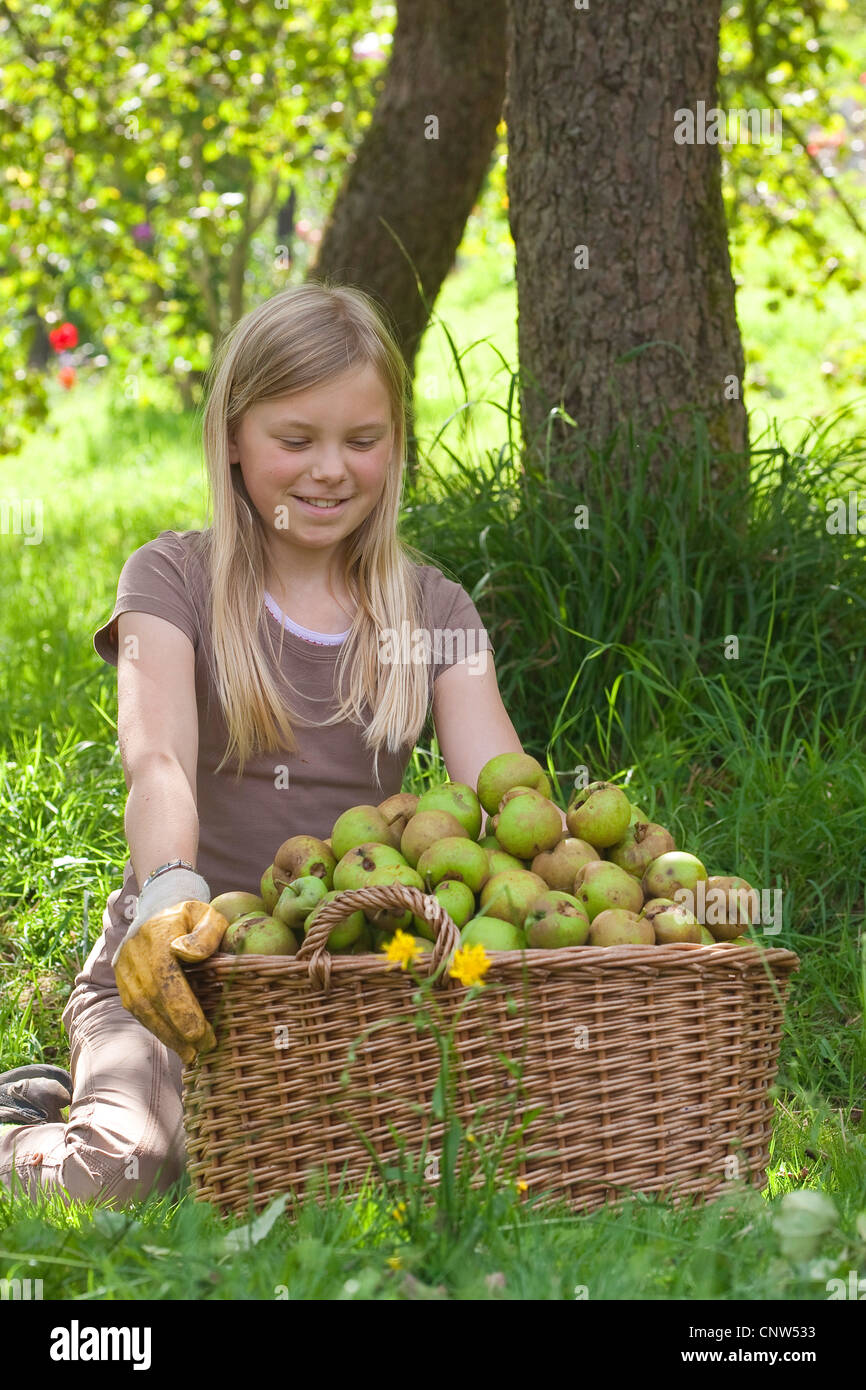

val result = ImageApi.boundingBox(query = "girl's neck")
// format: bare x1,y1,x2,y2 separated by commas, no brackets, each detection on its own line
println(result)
263,545,355,632
262,534,346,591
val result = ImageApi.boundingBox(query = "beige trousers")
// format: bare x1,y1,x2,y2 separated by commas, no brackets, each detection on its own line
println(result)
0,888,186,1206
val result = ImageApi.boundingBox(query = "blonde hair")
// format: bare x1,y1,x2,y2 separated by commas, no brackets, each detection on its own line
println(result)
191,281,431,782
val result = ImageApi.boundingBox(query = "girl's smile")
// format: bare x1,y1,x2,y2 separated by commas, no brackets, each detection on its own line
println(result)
291,495,351,514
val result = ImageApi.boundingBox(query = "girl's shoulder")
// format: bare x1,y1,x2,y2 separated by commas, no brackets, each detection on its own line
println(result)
147,526,210,556
128,526,212,580
93,529,211,666
409,560,484,628
119,525,208,563
411,559,464,595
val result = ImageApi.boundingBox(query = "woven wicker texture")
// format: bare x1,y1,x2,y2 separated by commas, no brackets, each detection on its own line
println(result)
181,883,799,1216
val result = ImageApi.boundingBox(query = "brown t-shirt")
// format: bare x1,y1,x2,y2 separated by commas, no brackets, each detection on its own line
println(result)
93,528,493,921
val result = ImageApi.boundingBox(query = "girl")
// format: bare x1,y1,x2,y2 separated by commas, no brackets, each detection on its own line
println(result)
0,282,565,1206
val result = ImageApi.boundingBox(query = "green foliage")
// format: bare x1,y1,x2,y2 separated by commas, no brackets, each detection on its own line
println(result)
719,0,866,307
4,0,866,452
0,0,392,443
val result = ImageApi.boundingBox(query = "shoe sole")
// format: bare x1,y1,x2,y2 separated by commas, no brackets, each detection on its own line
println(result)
0,1101,47,1125
0,1063,72,1091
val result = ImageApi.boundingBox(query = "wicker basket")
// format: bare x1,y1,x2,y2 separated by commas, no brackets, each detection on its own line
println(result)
181,883,799,1217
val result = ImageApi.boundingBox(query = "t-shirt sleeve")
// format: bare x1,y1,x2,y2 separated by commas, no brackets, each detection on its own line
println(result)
426,568,495,685
93,531,200,667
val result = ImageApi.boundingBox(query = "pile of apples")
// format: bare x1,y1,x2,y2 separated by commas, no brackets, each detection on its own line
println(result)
210,753,762,957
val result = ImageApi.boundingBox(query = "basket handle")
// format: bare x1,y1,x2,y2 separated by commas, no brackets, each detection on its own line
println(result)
296,883,460,991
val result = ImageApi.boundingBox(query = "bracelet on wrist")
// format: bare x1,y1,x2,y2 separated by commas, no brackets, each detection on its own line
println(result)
140,859,197,893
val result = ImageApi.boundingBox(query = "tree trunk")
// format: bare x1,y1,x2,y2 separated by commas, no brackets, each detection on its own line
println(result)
309,0,507,455
505,0,748,483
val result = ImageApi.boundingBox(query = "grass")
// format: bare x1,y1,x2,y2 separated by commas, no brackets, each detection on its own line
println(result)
0,1115,863,1299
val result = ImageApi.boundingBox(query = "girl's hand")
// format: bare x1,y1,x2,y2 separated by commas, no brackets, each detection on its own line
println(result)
114,898,228,1064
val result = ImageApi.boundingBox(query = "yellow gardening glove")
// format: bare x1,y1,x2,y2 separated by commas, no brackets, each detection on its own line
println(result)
114,899,229,1065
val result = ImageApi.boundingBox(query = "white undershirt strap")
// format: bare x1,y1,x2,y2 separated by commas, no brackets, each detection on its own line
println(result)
263,590,350,646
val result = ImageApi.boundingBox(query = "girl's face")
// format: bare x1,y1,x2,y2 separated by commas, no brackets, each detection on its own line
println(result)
229,363,395,555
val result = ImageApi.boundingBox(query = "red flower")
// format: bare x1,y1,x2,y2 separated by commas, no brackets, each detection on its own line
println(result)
58,366,77,389
49,322,78,351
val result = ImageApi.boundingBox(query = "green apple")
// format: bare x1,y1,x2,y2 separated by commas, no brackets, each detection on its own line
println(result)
362,862,425,932
574,860,644,920
491,789,563,858
210,891,267,924
415,782,482,840
330,804,401,860
332,922,375,955
640,900,701,944
460,916,526,950
479,869,548,927
588,909,654,946
416,836,489,893
524,891,590,948
273,835,336,893
400,810,468,867
430,879,476,929
332,842,408,892
531,838,597,891
641,851,708,900
566,782,631,848
476,752,552,813
260,864,279,914
486,847,526,876
273,876,327,928
607,822,676,879
222,912,299,955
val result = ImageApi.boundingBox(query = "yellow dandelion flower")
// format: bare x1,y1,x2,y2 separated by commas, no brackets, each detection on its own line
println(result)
449,943,491,988
391,1200,407,1223
383,929,423,970
386,1255,402,1270
466,1132,476,1144
516,1180,528,1193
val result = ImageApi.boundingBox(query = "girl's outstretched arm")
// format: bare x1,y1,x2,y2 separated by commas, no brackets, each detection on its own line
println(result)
431,657,568,831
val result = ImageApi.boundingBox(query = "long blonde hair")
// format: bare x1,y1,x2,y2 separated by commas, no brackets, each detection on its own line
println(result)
191,281,431,783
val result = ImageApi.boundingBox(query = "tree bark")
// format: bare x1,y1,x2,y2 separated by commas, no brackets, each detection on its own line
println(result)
309,0,507,437
505,0,748,483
